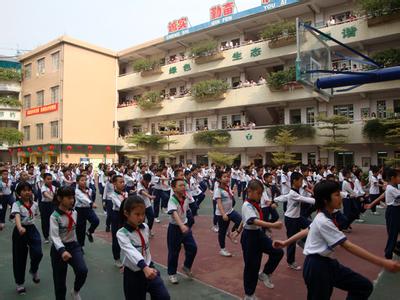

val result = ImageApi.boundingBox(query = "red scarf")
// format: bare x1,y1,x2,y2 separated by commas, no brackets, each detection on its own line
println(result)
47,184,54,193
136,228,146,256
219,184,233,200
246,199,263,220
23,201,33,218
172,194,185,214
65,211,75,232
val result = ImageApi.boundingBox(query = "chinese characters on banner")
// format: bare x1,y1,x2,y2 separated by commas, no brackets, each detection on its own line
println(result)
210,1,235,20
168,17,189,33
261,0,270,4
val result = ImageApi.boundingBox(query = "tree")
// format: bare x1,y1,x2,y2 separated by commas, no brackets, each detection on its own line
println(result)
0,127,23,145
270,129,299,166
208,151,238,167
381,118,400,166
127,133,175,151
317,114,350,155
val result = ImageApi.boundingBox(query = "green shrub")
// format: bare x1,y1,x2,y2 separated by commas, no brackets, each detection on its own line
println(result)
0,127,23,145
267,67,296,90
191,79,229,100
127,133,169,150
0,96,21,107
265,124,316,142
371,48,400,67
193,130,231,146
0,68,21,81
190,40,219,57
358,0,400,17
137,91,163,110
132,59,160,72
361,118,399,140
260,21,296,41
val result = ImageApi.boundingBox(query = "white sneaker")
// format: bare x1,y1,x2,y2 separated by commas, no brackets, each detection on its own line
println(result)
16,285,26,295
44,239,50,244
377,204,385,209
71,290,81,300
0,223,5,231
114,259,123,268
155,218,161,223
219,249,232,257
211,225,219,233
243,294,258,300
355,219,365,223
169,274,179,284
372,211,380,216
182,266,193,279
258,272,274,289
288,262,302,271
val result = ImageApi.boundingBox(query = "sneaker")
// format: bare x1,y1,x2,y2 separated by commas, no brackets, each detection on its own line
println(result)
258,272,274,289
243,294,258,300
86,231,94,243
288,262,302,271
29,270,40,284
162,208,168,214
150,231,155,238
169,274,179,284
372,211,380,216
219,249,232,257
155,218,161,223
70,290,82,300
182,266,193,279
44,239,50,244
211,225,219,233
114,259,123,268
355,219,365,223
105,226,111,232
0,223,5,231
16,285,26,295
377,204,385,209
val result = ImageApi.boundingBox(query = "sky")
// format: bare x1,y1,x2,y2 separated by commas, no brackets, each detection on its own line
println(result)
1,0,262,57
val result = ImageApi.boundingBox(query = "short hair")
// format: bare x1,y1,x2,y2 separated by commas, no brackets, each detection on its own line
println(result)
387,168,400,181
247,179,263,192
171,178,184,188
290,172,303,185
43,173,53,180
15,181,33,196
314,181,340,210
55,186,75,203
112,175,123,183
184,170,191,176
174,169,183,178
142,173,152,182
76,174,86,182
216,169,228,180
263,172,272,180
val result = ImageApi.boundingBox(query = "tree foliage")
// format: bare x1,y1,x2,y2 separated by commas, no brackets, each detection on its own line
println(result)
208,151,238,167
270,129,300,166
260,21,296,41
193,130,231,146
357,0,400,17
191,79,229,101
190,40,219,57
132,59,160,72
317,114,350,152
137,91,163,110
265,124,315,142
0,68,21,81
127,133,174,150
0,127,23,145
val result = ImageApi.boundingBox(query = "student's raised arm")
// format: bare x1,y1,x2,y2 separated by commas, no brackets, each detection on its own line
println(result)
273,228,309,249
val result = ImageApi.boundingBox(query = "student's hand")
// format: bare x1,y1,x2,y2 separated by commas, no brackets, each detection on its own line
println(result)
92,203,97,209
143,266,158,280
364,204,372,210
271,221,283,230
272,240,287,249
382,259,400,272
62,251,72,262
150,195,156,200
180,225,189,234
271,203,278,209
18,227,26,235
222,214,229,221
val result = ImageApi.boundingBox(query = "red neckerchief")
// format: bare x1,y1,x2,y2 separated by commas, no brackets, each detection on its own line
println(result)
80,187,90,199
346,179,354,190
65,210,75,232
115,190,126,200
246,199,263,220
319,209,340,230
47,184,54,193
219,184,233,200
136,228,146,256
23,201,33,218
172,194,185,214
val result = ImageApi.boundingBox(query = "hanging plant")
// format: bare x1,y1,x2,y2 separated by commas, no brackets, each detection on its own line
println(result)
189,39,219,57
193,130,231,146
132,59,160,72
137,91,163,110
260,21,296,42
191,79,229,101
127,133,175,150
0,96,21,107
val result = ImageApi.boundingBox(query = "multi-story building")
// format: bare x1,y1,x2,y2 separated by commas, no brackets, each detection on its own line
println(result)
116,0,400,169
0,57,22,163
17,36,118,164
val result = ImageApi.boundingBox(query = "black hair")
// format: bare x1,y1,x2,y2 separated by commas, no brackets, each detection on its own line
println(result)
263,172,272,180
112,174,123,183
54,186,75,204
342,168,351,177
174,169,183,178
282,165,289,173
120,195,146,224
290,172,303,185
76,174,86,182
216,169,228,180
371,165,380,174
43,173,53,180
387,168,400,182
15,181,33,197
171,178,184,188
184,170,191,176
313,181,341,210
0,168,8,174
353,169,362,180
142,173,152,182
326,174,336,181
247,179,264,192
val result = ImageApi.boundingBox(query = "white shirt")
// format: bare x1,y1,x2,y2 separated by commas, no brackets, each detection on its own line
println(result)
74,187,93,208
137,182,152,208
354,178,365,197
11,200,39,226
168,194,189,225
242,201,261,230
280,174,290,195
385,185,400,206
342,180,356,198
213,186,234,216
41,184,56,202
275,189,315,218
369,176,380,195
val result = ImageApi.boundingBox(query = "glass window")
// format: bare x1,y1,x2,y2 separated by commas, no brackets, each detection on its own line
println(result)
36,123,44,140
23,126,30,141
179,120,184,133
169,88,177,96
232,76,241,88
10,112,16,118
376,100,386,119
307,152,316,165
306,107,315,124
221,116,228,129
361,107,370,119
195,118,208,130
231,115,241,126
290,109,302,124
24,64,31,80
393,99,400,115
0,112,4,117
51,86,59,103
51,121,58,138
52,52,60,71
37,58,45,74
36,90,44,106
377,152,388,167
23,94,31,109
334,104,354,119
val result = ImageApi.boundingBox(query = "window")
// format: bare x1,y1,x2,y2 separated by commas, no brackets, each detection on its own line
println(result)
195,118,208,130
290,109,302,124
308,152,316,165
10,112,16,118
24,64,31,79
179,120,184,133
179,86,186,95
23,126,30,141
231,38,240,47
361,107,370,119
36,90,44,106
169,87,177,96
377,152,388,166
36,123,44,140
335,152,354,169
394,99,400,115
51,86,59,103
377,100,386,118
0,112,4,117
334,104,354,119
52,52,60,71
37,58,45,74
51,121,58,138
23,94,31,109
151,123,156,134
232,76,240,88
221,116,228,129
232,114,241,126
306,107,315,124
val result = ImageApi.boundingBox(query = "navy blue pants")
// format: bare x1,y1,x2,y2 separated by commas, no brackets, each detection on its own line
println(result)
89,184,96,202
303,254,373,300
285,216,311,264
368,194,380,213
384,205,400,259
98,183,104,198
242,188,247,202
12,225,43,285
153,189,162,218
105,199,113,228
51,242,88,300
187,208,195,228
40,201,55,239
146,206,155,231
216,210,242,249
111,210,121,260
262,206,279,223
238,181,246,198
76,207,100,247
160,190,170,209
212,199,218,226
123,266,170,300
194,193,205,210
230,178,238,191
343,197,360,226
0,194,15,223
241,229,284,296
333,211,349,231
167,224,197,275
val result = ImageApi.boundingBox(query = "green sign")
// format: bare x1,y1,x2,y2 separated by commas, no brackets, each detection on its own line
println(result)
232,51,243,61
250,47,261,58
169,66,177,74
342,26,357,39
245,133,253,141
183,64,191,72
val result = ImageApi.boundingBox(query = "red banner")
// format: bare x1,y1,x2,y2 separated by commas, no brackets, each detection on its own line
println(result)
26,103,58,117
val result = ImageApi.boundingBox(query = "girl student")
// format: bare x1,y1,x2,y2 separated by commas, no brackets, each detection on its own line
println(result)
0,168,14,230
261,173,279,224
273,180,400,300
137,173,156,234
240,179,284,300
40,173,57,243
50,186,88,300
214,169,242,257
117,195,170,300
103,170,116,232
10,182,43,295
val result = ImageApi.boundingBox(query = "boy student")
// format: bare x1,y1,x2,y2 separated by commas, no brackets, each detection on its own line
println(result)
274,172,315,270
167,178,197,284
40,173,57,243
0,168,14,230
241,179,284,300
137,173,155,233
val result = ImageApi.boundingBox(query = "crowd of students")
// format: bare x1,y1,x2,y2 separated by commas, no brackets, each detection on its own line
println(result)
1,161,400,300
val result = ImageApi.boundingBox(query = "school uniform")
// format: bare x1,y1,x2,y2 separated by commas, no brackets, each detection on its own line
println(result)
275,189,315,264
137,182,155,231
75,187,100,247
40,184,56,240
368,175,380,213
124,173,136,195
341,180,359,226
103,180,114,229
50,208,88,300
261,183,279,223
384,184,400,259
167,194,197,276
117,223,170,300
87,172,97,202
183,179,196,228
152,175,163,219
98,170,105,196
109,190,127,260
238,169,247,199
190,175,205,211
303,211,373,300
214,185,241,249
159,175,171,210
240,201,284,296
10,200,43,285
0,178,15,224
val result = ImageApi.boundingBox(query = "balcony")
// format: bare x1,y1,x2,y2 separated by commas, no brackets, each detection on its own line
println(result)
0,80,20,93
117,17,400,91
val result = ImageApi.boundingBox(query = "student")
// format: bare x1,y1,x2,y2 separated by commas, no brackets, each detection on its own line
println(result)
75,175,99,248
124,168,137,195
117,195,170,300
167,178,197,284
50,186,88,300
137,173,155,233
109,175,127,268
273,180,400,300
160,166,172,213
240,180,284,300
103,170,116,232
274,172,315,270
10,182,43,295
0,168,14,230
341,169,360,229
175,169,195,228
262,173,279,224
214,170,242,257
40,173,57,243
152,168,163,224
368,166,382,215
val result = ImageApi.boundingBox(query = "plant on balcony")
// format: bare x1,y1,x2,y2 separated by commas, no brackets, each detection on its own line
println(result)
0,127,23,145
0,96,21,107
265,124,316,142
371,49,400,68
193,130,231,147
137,91,163,110
132,58,160,72
157,150,181,159
358,0,400,17
190,40,219,57
191,79,229,101
362,118,388,140
0,68,21,81
267,67,296,91
208,151,238,167
317,114,350,153
127,133,174,150
260,21,296,48
269,129,300,166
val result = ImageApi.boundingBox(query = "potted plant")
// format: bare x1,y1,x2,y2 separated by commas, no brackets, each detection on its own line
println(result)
260,21,297,49
267,67,299,91
137,91,163,110
127,133,174,150
358,0,400,26
132,58,163,77
0,68,21,81
191,79,229,101
190,40,225,64
193,130,231,146
371,48,400,67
